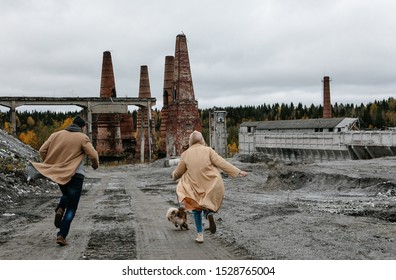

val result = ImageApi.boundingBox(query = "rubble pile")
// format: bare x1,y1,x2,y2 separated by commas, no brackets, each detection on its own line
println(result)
0,129,57,210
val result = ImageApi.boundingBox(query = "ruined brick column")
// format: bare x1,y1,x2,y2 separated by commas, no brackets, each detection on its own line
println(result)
166,34,201,157
119,113,135,160
94,51,123,158
158,56,174,157
135,65,156,161
323,76,332,119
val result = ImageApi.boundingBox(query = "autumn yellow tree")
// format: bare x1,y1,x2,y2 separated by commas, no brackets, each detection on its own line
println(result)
56,117,74,131
27,116,35,127
3,122,13,134
227,142,238,157
385,98,396,127
18,130,40,150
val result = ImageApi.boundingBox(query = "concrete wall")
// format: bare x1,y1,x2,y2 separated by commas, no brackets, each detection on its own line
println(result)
239,130,396,161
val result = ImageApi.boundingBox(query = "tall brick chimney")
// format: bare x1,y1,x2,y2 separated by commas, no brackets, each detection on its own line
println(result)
158,56,174,157
165,34,201,157
323,76,332,119
173,34,195,100
163,56,174,107
138,65,151,98
100,51,116,98
135,65,156,160
94,51,123,158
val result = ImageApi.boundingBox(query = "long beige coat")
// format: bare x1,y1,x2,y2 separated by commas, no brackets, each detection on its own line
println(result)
31,129,99,185
172,143,241,212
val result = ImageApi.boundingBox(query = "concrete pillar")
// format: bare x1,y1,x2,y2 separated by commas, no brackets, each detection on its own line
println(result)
136,65,155,162
11,101,16,136
148,100,152,162
140,109,145,163
85,103,92,142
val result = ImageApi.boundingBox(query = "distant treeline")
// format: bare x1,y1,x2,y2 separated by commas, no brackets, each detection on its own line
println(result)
1,97,395,152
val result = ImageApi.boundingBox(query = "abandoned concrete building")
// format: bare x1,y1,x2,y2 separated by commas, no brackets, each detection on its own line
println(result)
239,77,396,161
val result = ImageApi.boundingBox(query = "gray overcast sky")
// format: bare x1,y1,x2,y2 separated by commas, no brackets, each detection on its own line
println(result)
1,0,395,111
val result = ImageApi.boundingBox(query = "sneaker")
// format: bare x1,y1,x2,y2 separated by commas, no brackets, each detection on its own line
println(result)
56,235,67,246
54,208,64,228
195,233,204,243
207,212,216,234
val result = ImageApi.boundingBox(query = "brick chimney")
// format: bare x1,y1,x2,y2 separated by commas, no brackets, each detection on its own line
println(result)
163,56,174,108
94,51,123,158
323,76,332,119
100,51,116,98
158,56,174,157
138,65,151,99
173,34,195,100
165,34,201,157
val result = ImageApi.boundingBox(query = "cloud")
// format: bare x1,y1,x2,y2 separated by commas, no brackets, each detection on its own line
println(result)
0,0,395,112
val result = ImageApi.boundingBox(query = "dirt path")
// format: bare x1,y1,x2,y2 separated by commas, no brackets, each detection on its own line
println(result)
0,165,249,260
1,157,396,260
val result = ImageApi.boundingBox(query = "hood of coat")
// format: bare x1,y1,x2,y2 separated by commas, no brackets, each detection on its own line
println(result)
188,130,205,147
65,124,83,133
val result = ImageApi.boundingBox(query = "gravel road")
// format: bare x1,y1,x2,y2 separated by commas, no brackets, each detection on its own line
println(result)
1,155,395,260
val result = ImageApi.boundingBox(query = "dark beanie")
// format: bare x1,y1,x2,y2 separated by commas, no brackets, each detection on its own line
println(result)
73,116,86,128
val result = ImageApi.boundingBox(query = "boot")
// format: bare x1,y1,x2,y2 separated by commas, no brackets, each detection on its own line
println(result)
207,212,216,234
56,235,67,246
195,233,204,243
54,208,64,228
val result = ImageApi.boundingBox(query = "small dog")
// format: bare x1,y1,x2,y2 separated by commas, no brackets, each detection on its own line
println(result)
166,207,189,230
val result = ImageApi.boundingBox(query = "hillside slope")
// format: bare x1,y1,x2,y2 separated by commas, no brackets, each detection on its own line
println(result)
0,129,57,210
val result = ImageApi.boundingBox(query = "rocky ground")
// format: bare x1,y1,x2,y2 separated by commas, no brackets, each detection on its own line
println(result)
0,128,396,260
0,129,58,211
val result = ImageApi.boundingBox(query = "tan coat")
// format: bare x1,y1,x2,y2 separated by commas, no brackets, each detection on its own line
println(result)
31,129,99,185
172,143,241,212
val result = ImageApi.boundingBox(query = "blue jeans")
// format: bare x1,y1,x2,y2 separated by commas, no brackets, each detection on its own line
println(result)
192,210,209,233
56,175,84,239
